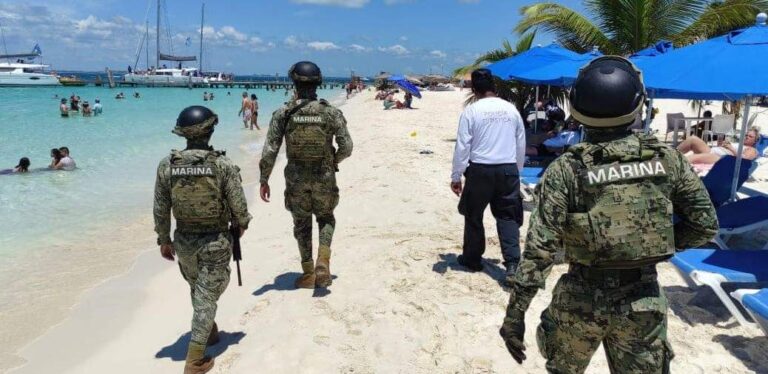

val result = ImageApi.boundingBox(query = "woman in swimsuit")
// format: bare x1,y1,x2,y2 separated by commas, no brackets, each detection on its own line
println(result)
49,148,63,169
0,157,30,175
677,126,760,164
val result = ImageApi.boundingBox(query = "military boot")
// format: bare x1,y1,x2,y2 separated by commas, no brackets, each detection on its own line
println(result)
206,322,219,346
295,261,316,289
315,245,332,288
184,342,214,374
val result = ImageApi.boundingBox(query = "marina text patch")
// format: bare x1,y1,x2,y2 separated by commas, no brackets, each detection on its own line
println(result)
171,166,214,176
292,115,323,123
584,160,666,186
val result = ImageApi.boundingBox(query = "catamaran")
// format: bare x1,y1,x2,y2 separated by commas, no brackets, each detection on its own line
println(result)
0,23,60,87
122,0,205,87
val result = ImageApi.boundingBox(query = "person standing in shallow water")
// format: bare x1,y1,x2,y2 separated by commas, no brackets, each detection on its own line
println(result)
499,56,718,373
153,105,251,374
259,61,353,289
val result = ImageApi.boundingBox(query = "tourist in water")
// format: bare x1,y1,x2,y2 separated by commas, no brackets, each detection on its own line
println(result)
49,148,63,169
56,146,77,170
134,92,141,99
93,99,103,115
203,91,209,101
60,98,69,117
239,91,254,129
70,94,80,111
250,94,260,130
115,92,125,99
82,101,92,116
0,157,30,175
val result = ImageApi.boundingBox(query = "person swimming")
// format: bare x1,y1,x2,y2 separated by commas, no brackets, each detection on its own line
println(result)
0,157,30,175
60,98,69,117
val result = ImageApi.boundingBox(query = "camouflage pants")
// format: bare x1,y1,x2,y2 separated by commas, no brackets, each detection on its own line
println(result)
284,162,339,263
175,230,232,345
536,267,673,374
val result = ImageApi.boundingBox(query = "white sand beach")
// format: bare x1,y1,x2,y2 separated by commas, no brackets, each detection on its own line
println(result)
8,90,768,373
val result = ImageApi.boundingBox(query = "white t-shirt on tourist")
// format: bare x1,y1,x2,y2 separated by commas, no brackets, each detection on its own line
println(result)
58,156,76,170
451,97,526,182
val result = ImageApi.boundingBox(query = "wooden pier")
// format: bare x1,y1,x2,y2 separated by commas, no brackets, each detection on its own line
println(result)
107,80,344,90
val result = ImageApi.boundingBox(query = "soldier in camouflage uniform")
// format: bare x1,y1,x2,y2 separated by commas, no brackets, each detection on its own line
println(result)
259,61,353,289
154,106,252,374
499,57,719,373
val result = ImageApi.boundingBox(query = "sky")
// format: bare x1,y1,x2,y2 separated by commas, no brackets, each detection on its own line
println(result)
0,0,583,77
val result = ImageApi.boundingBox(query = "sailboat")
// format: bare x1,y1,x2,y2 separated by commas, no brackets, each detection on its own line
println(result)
0,21,60,87
123,0,205,87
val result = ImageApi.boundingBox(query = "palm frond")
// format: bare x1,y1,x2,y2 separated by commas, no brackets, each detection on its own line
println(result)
675,0,768,45
516,3,614,53
515,30,537,52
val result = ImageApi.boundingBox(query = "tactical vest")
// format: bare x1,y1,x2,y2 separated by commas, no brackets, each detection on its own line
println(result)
169,150,229,233
562,135,675,267
285,101,334,163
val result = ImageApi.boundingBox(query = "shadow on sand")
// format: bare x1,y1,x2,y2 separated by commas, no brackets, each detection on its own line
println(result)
664,285,738,327
252,272,338,298
155,330,246,361
432,253,509,287
713,334,768,373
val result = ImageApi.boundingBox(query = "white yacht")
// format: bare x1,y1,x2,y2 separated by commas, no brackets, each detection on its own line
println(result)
123,67,205,87
0,61,60,86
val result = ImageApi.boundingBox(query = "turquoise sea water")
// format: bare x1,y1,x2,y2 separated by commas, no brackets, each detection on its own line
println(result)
0,86,342,258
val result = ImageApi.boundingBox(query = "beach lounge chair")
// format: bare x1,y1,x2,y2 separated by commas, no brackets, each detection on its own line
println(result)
520,167,545,200
730,288,768,335
714,195,768,249
701,155,753,207
670,249,768,327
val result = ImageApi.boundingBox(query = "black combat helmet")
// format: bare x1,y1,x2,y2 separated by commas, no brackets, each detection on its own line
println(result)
569,56,645,128
289,61,322,85
173,105,218,138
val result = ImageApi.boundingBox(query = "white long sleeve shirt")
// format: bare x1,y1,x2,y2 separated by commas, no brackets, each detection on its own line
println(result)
451,97,526,182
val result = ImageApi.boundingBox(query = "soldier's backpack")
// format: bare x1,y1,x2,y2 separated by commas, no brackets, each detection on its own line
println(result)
285,100,334,163
561,134,676,267
169,149,229,233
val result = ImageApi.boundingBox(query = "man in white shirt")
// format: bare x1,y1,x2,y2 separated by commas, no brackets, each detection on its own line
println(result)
55,146,77,171
450,68,526,284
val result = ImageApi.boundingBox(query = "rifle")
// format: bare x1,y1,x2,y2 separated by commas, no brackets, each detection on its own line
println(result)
230,222,243,286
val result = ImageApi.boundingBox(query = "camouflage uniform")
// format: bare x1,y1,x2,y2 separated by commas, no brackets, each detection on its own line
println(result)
503,131,718,373
154,149,251,346
260,99,352,275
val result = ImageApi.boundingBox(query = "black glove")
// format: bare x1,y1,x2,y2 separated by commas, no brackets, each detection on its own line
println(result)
500,283,537,364
500,310,526,363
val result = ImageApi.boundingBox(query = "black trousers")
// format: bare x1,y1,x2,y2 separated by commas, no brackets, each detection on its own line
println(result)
458,162,523,270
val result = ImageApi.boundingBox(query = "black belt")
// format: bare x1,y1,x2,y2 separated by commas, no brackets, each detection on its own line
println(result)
468,161,517,167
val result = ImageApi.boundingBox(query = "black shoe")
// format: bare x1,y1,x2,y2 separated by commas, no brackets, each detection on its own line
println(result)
457,255,484,272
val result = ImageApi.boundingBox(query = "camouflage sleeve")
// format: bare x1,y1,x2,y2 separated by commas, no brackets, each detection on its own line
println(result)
513,159,571,290
669,151,719,248
331,107,353,165
259,108,287,184
221,159,252,229
153,158,172,245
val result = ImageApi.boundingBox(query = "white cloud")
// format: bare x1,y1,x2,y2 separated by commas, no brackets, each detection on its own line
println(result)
399,36,409,41
284,35,301,48
194,25,271,51
307,41,341,51
290,0,369,7
349,44,370,52
386,0,414,5
430,50,447,58
458,0,481,3
378,44,409,55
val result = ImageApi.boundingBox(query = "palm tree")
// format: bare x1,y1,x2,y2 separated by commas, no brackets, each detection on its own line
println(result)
453,31,567,113
515,0,768,55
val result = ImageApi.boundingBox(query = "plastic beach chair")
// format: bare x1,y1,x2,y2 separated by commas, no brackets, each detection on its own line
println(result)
701,156,753,207
714,196,768,249
731,288,768,335
670,249,768,327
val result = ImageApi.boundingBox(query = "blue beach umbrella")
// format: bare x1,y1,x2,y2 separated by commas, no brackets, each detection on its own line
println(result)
508,48,603,87
638,14,768,199
485,43,581,80
388,76,421,98
629,40,674,59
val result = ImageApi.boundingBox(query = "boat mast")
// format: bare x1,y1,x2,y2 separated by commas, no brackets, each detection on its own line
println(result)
146,21,150,69
199,3,204,72
0,20,9,63
156,0,160,68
